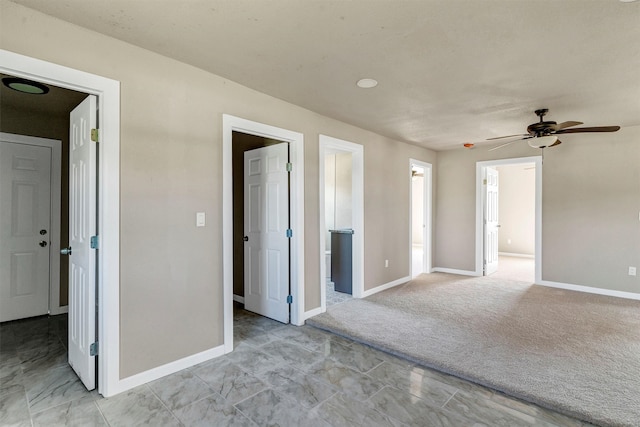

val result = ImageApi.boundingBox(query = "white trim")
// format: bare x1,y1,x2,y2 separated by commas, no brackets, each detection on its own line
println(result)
361,276,411,298
319,135,365,315
114,346,225,393
233,295,245,304
302,306,324,321
431,267,479,276
223,114,305,354
409,159,433,278
498,252,535,259
537,280,640,301
0,133,62,316
0,49,121,397
475,156,542,283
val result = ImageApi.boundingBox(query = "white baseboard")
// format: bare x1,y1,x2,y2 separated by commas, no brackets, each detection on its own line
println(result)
431,267,479,276
233,295,245,304
499,252,534,259
537,280,640,301
49,305,69,316
303,306,324,322
108,344,225,397
362,276,411,298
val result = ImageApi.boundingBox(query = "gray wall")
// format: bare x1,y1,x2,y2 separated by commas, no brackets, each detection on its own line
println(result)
495,164,535,255
435,127,640,293
1,1,436,378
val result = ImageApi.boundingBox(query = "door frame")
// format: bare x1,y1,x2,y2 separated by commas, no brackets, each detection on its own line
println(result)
0,49,121,397
318,135,364,310
409,159,432,277
0,133,63,315
475,156,542,282
222,114,305,352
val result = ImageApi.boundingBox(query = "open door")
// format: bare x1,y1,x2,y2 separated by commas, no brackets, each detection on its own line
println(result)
484,167,499,275
243,143,290,324
66,95,97,390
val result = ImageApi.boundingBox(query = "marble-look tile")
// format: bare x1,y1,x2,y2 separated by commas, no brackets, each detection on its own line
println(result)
321,340,385,373
443,389,537,427
234,323,282,347
420,367,494,398
256,365,337,408
235,389,331,427
315,392,405,427
368,362,457,405
97,385,180,427
25,365,89,414
192,358,267,404
19,340,67,375
260,340,324,370
369,386,467,427
174,391,254,427
148,370,214,411
289,326,355,352
305,359,384,401
225,342,286,374
32,395,107,426
490,392,584,427
0,359,24,390
0,388,31,425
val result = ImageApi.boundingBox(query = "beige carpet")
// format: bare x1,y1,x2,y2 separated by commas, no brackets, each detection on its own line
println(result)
307,272,640,427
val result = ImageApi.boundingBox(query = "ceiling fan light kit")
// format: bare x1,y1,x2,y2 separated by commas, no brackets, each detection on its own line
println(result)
486,108,620,151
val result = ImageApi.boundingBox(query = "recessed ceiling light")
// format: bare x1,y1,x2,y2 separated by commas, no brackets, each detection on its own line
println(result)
356,78,378,89
2,77,50,95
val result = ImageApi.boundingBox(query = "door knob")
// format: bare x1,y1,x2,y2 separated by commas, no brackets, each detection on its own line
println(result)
39,241,48,247
60,247,72,255
243,236,249,242
40,229,47,235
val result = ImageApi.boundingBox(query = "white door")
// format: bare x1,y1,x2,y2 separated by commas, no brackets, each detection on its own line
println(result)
484,167,499,275
67,95,97,390
244,143,290,324
0,141,51,322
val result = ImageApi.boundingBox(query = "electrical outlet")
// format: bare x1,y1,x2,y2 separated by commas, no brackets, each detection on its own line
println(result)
629,267,637,276
385,259,389,268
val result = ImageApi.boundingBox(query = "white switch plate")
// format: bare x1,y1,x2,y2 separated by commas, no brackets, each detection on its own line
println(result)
629,267,637,276
385,259,389,268
196,212,206,227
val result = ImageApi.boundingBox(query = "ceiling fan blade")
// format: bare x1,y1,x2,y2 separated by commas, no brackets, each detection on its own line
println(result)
556,126,620,134
549,139,562,147
486,134,528,141
552,121,582,131
488,137,528,151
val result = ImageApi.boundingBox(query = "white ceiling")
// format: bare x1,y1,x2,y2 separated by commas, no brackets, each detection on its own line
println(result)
10,0,640,151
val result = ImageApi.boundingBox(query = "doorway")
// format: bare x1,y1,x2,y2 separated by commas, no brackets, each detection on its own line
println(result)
318,135,364,313
475,156,542,283
410,159,432,278
0,49,121,396
0,134,62,321
222,115,305,353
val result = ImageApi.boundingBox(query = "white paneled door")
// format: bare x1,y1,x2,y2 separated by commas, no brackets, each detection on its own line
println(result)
484,167,499,275
67,95,97,390
0,140,51,322
244,143,290,324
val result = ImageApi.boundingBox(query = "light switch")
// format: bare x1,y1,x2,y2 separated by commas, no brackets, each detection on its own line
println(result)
196,212,206,227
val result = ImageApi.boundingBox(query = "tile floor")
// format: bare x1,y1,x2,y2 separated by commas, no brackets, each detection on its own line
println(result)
0,306,591,426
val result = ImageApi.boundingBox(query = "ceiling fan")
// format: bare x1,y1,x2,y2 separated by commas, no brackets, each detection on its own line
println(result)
487,109,620,151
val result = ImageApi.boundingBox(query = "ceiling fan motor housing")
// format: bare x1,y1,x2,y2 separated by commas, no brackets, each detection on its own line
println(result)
527,121,556,136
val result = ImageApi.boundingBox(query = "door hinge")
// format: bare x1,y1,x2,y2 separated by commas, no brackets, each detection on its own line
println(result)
90,235,99,249
286,162,293,172
90,342,98,356
483,179,487,185
91,128,99,142
286,229,293,238
286,295,293,304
